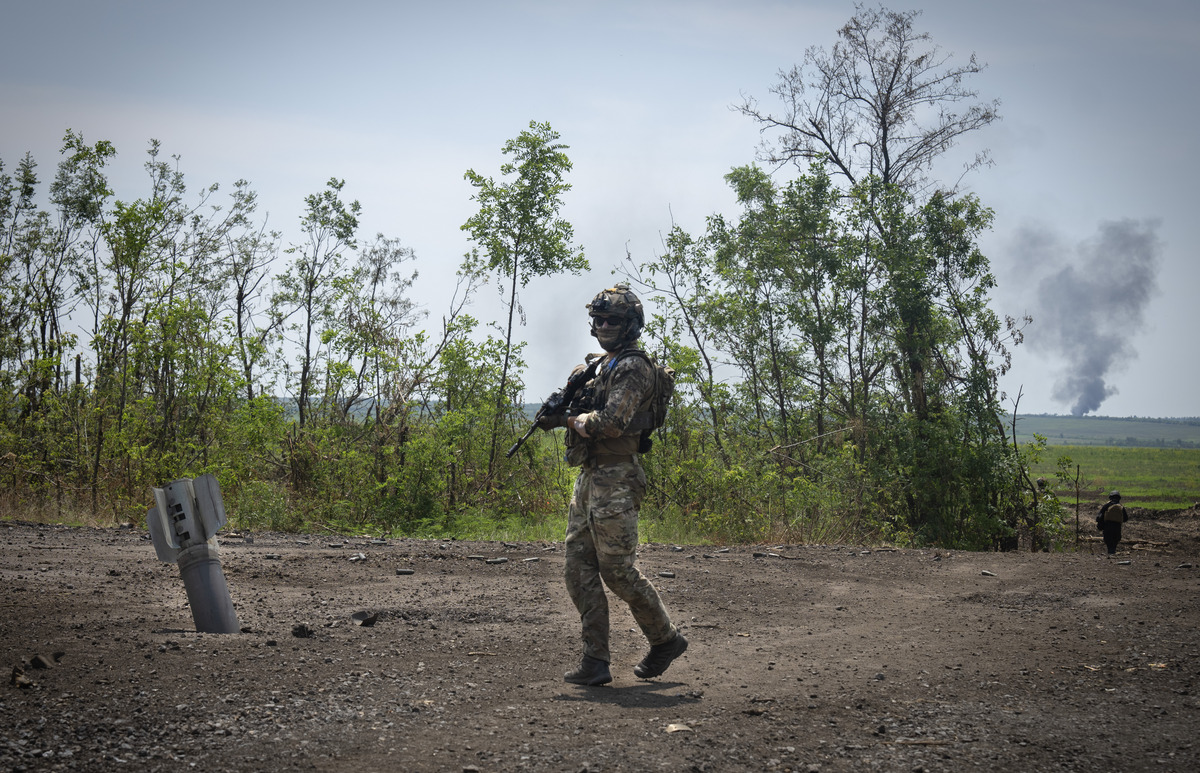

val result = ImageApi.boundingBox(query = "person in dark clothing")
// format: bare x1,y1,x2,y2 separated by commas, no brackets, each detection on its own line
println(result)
1097,491,1128,555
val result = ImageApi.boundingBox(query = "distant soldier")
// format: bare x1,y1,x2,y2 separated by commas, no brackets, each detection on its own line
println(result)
1097,491,1129,555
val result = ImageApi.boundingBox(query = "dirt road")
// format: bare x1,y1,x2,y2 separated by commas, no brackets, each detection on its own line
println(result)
3,510,1198,772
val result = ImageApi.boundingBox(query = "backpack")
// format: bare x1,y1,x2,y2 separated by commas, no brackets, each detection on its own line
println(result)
608,349,676,451
638,352,676,432
1103,502,1127,523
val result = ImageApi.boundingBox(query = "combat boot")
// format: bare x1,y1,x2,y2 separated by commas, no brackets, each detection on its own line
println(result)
564,655,612,686
633,632,688,679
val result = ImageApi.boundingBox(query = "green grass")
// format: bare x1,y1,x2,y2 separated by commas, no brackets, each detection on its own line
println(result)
1030,445,1200,511
1013,414,1200,447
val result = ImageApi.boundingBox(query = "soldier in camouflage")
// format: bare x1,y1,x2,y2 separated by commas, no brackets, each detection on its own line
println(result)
539,283,688,686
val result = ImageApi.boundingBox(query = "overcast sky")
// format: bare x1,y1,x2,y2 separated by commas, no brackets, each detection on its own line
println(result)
3,0,1197,417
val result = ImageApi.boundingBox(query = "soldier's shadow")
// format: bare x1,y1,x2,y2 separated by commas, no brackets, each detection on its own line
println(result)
554,680,702,709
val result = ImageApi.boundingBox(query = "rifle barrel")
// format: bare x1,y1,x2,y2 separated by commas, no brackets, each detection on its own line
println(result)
505,423,539,458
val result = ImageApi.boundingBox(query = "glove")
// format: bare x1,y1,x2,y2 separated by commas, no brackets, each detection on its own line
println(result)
536,412,565,430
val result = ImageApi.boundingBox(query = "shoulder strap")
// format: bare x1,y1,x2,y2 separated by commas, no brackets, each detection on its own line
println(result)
605,347,650,371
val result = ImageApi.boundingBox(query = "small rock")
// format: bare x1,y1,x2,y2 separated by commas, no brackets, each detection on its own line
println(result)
670,545,684,552
351,611,378,627
30,654,54,670
10,666,34,688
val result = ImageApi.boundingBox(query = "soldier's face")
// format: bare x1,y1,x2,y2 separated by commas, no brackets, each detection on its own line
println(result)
592,315,624,350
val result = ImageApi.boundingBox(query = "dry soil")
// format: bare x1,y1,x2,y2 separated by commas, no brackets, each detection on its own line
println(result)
3,508,1199,772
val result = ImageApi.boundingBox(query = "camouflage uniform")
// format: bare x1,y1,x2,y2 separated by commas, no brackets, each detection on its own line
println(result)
563,344,676,663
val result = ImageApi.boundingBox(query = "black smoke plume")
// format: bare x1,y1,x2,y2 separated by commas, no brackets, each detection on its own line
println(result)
1020,219,1161,416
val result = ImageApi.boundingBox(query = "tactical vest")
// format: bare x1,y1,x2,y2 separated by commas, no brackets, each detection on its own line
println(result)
564,348,655,465
590,349,655,457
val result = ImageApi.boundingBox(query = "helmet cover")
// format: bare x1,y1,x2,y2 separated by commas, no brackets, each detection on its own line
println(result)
586,282,644,351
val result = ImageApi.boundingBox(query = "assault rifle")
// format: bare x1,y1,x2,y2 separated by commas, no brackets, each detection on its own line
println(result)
505,357,601,458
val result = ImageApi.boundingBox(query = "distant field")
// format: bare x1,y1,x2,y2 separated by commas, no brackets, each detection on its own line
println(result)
1012,414,1200,448
1029,445,1200,511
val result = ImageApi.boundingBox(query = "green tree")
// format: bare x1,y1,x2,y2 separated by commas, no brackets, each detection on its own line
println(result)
323,233,421,425
1,132,113,518
707,165,848,451
225,218,282,400
274,178,361,429
462,121,587,475
722,5,1030,547
738,5,999,191
622,225,733,466
0,153,47,394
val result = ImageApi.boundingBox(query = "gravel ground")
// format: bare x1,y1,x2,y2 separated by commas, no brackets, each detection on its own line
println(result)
2,508,1198,772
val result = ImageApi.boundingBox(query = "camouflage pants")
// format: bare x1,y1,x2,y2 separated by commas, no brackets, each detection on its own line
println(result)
564,460,676,663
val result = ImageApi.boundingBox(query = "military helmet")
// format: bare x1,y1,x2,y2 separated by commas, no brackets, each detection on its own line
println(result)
1109,490,1121,501
586,282,644,328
